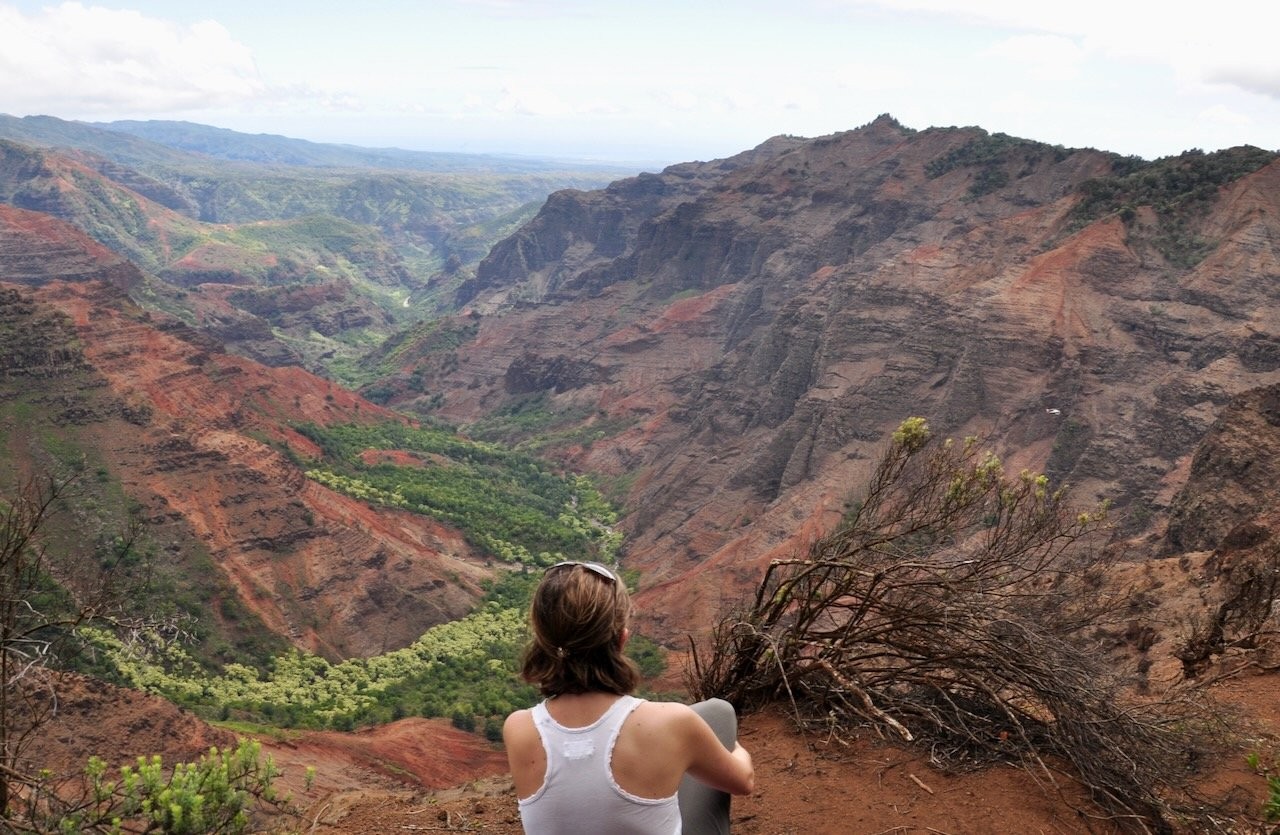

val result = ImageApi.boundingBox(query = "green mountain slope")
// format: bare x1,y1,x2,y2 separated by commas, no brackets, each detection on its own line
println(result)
0,115,635,310
93,118,633,174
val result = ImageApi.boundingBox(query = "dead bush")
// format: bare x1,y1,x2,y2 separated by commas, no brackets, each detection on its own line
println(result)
691,418,1220,833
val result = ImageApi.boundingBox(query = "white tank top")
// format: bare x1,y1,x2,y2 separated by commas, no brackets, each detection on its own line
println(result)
518,695,681,835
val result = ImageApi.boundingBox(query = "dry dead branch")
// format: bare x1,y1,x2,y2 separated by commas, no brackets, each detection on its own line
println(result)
690,418,1221,833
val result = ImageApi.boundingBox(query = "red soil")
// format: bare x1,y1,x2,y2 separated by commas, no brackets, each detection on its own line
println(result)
303,671,1280,834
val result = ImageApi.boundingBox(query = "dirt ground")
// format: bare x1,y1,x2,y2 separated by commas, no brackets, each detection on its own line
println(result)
23,661,1278,834
284,668,1279,835
303,708,1110,835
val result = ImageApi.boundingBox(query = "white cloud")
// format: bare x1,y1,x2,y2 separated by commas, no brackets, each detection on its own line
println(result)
580,98,625,116
460,93,488,113
987,91,1047,117
984,34,1083,82
848,0,1280,100
494,84,573,116
1196,104,1254,128
833,61,913,93
1207,65,1280,100
0,2,267,116
661,90,700,112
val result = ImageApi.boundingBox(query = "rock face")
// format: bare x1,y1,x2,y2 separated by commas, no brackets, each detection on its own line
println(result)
399,117,1280,635
1165,383,1280,554
6,115,1280,650
0,206,490,659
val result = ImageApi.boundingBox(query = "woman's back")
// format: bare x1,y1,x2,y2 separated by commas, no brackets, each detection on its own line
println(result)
508,694,683,834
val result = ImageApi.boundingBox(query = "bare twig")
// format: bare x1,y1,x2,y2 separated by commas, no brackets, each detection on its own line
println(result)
907,773,934,795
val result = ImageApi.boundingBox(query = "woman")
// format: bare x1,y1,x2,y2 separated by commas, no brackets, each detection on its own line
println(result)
504,561,755,835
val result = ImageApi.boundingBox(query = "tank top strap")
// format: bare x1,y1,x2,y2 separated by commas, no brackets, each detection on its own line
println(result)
601,694,642,733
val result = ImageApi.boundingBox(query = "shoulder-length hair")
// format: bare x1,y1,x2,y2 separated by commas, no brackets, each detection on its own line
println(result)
520,563,639,697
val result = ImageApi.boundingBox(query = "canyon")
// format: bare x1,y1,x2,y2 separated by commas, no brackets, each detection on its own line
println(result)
2,114,1279,831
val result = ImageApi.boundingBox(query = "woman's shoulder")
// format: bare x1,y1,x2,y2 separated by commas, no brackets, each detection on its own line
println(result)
503,706,538,743
630,699,703,731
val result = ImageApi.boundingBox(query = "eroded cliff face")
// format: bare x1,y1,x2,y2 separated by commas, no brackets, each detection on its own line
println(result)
0,203,141,290
398,118,1280,636
0,206,488,659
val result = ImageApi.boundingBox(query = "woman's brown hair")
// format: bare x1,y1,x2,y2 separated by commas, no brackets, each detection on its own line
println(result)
520,562,639,697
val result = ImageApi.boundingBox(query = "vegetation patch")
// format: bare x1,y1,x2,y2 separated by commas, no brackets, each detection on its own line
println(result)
925,131,1071,199
86,604,535,733
297,421,621,566
1067,145,1277,266
86,568,665,737
349,316,480,392
465,393,576,441
463,393,638,455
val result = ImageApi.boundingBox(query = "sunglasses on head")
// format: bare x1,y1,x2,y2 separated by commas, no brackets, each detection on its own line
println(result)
548,561,617,582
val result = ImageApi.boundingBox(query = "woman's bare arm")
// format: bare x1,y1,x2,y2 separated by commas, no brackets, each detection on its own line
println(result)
679,707,755,795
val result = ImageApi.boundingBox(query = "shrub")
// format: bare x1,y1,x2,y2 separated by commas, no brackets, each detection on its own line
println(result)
692,419,1218,832
10,739,285,834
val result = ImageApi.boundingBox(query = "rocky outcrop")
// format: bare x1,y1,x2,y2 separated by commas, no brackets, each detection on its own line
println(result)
1165,383,1280,553
0,203,142,290
457,135,807,307
504,352,611,394
227,282,391,337
0,287,89,378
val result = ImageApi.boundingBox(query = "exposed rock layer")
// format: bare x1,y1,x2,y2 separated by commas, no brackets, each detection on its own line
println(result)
0,205,488,658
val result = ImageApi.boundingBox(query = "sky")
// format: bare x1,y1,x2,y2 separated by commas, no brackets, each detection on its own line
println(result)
1,0,1278,165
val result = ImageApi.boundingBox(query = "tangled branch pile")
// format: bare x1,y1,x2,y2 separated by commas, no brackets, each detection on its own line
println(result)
692,419,1211,833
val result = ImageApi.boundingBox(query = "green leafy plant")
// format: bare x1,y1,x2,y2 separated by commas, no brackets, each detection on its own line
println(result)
1246,750,1280,829
924,131,1070,199
1066,145,1277,266
10,739,285,834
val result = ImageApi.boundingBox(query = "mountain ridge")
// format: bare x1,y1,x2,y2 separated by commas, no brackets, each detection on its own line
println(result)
0,113,635,360
1,113,638,175
93,118,640,173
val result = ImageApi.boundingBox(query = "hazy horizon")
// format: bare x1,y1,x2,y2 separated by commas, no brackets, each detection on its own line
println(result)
1,1,1278,165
